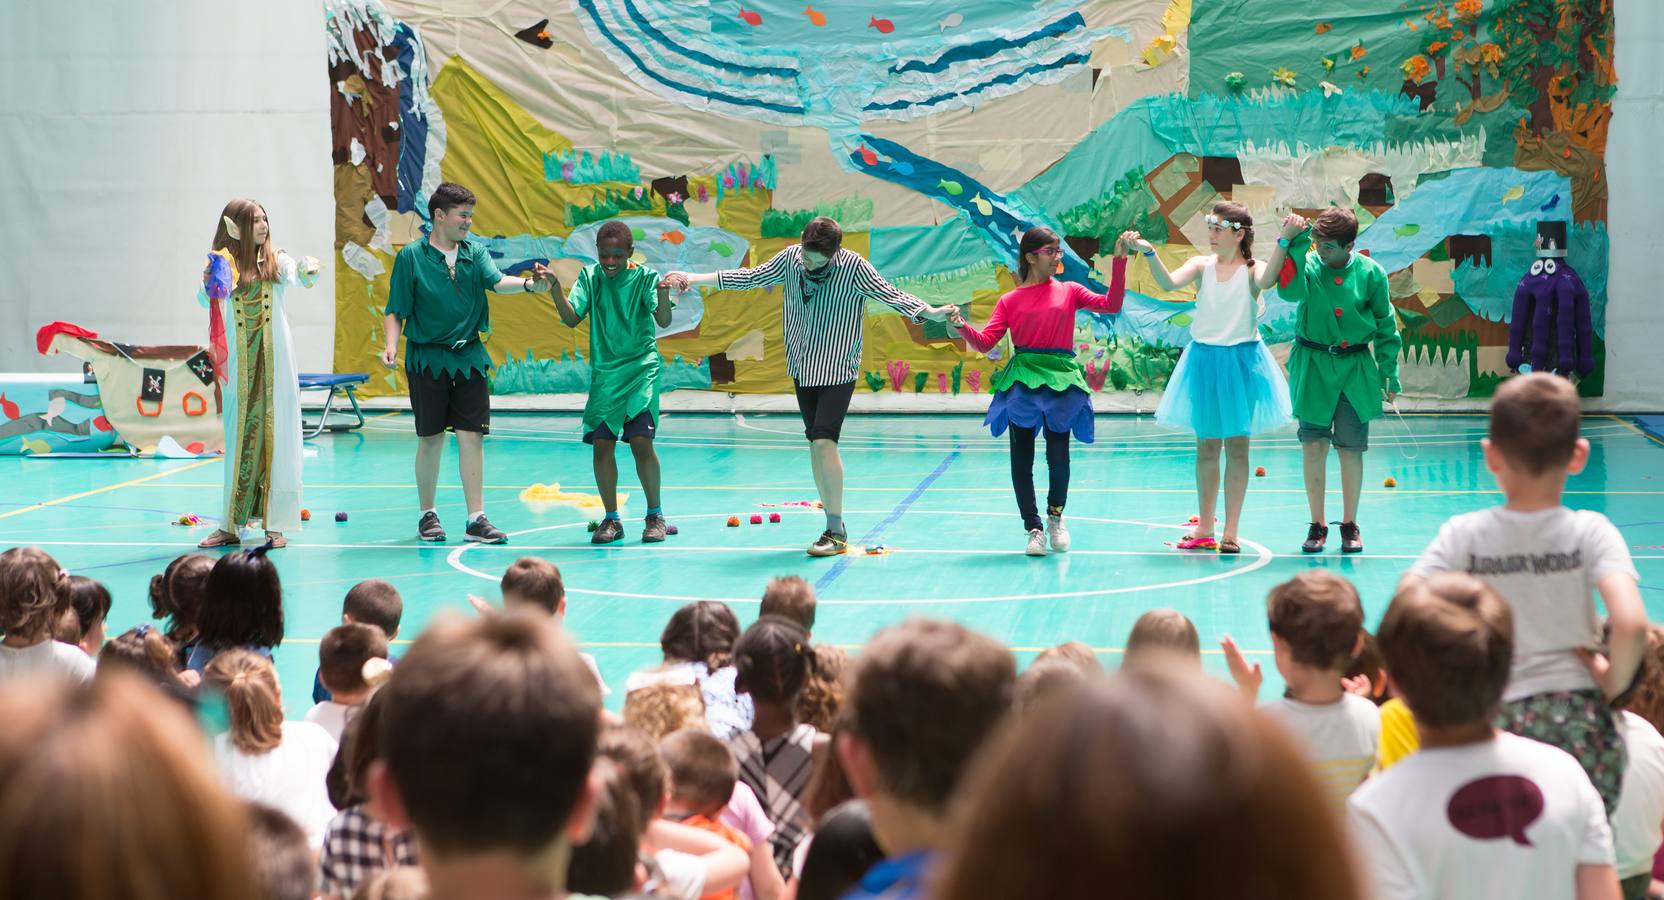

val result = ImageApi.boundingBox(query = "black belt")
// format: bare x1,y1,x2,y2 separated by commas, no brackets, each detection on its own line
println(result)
1296,336,1369,355
414,339,480,352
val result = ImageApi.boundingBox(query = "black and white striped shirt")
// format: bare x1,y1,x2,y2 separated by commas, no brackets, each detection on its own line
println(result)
716,246,929,387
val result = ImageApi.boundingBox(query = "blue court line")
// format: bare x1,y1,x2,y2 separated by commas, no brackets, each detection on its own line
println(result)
816,448,962,593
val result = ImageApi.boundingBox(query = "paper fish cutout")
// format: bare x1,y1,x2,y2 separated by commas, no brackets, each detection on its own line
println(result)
1541,195,1561,212
659,230,686,245
1394,224,1420,238
869,16,895,33
738,6,762,26
1319,81,1343,97
938,179,964,196
21,439,51,456
0,393,17,420
711,242,735,257
939,12,963,31
514,18,555,49
857,145,878,166
1315,22,1332,33
887,159,914,175
803,5,826,26
41,396,65,427
631,227,648,240
968,193,993,216
222,216,240,241
1501,184,1525,205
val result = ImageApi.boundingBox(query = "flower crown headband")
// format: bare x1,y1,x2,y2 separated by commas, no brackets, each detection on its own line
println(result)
1204,214,1245,231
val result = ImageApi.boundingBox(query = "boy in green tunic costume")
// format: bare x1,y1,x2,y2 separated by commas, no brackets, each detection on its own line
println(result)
550,221,676,545
1258,208,1401,554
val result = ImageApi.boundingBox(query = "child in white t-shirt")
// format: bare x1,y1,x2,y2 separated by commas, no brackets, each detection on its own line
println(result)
1607,626,1664,899
0,547,94,684
1350,573,1617,900
303,623,389,742
1223,570,1378,818
1407,373,1646,813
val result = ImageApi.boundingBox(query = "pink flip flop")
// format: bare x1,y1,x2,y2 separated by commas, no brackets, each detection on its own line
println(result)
1175,535,1219,551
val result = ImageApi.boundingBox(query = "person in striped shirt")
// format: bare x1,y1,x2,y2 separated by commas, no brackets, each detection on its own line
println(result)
665,217,957,557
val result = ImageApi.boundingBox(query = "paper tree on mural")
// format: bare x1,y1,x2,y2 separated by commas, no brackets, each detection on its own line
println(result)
1506,221,1593,378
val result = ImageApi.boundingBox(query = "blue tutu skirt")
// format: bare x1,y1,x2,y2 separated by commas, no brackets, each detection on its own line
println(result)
985,382,1095,443
1156,340,1292,439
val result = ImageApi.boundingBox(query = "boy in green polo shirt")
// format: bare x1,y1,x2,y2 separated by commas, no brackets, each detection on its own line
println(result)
382,182,553,545
1258,207,1401,554
550,221,675,544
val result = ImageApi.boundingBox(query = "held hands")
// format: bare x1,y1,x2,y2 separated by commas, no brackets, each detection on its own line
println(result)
659,272,692,292
1280,214,1309,241
530,262,559,292
1118,230,1154,257
948,306,969,328
922,304,958,323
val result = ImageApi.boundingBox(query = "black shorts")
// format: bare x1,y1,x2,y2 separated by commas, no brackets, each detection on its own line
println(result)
795,380,856,442
409,367,491,437
584,411,657,444
1297,395,1369,451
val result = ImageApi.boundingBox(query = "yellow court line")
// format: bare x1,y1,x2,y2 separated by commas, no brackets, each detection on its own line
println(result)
0,458,221,522
281,637,1272,655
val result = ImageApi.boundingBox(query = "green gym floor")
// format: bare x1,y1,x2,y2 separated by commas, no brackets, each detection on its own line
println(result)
3,411,1663,716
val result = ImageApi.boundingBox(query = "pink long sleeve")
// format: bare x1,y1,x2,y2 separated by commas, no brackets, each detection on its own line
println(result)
956,258,1126,353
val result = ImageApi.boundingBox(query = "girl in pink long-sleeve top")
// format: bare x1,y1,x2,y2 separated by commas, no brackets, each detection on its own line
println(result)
951,226,1128,556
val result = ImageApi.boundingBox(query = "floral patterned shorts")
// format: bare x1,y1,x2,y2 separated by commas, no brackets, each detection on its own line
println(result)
1497,688,1626,816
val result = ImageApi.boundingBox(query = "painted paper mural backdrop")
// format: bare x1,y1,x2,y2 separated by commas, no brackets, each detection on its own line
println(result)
326,0,1614,401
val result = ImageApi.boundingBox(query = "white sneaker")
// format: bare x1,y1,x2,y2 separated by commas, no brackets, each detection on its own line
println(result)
1025,528,1047,556
1046,513,1070,553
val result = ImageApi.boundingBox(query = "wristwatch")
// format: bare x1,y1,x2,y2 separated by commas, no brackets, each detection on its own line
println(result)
1277,237,1292,248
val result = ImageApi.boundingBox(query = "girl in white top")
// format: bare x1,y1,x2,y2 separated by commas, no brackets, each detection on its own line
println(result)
1124,201,1292,554
204,648,338,848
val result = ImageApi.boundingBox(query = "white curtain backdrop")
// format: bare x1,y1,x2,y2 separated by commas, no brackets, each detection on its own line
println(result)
1605,0,1664,410
0,0,335,374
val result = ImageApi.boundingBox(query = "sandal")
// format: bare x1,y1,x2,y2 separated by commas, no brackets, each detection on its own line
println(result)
264,532,287,549
1218,538,1241,554
1176,534,1219,551
197,530,239,549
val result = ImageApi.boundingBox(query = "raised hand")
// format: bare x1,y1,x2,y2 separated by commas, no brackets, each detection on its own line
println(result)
531,262,559,291
1280,213,1309,240
1220,635,1264,700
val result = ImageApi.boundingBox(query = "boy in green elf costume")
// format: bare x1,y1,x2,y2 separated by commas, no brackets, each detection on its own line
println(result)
1257,208,1401,553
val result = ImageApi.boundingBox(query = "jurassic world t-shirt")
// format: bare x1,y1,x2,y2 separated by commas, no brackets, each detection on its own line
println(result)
1409,506,1638,701
1348,731,1613,900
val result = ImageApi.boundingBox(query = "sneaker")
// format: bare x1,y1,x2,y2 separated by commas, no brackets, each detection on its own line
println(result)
641,514,668,543
592,518,624,545
1046,513,1070,553
807,530,848,557
418,511,446,543
464,514,507,544
1339,521,1363,554
1026,528,1047,556
1301,521,1328,553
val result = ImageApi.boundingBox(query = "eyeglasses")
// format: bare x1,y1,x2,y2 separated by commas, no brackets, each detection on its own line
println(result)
1031,247,1060,256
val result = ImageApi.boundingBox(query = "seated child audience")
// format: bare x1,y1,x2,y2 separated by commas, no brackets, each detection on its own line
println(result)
245,802,317,900
65,574,111,655
188,547,286,674
837,618,1016,900
729,615,823,876
1223,570,1379,817
97,625,195,706
368,612,603,900
351,867,429,900
307,623,391,742
658,600,751,738
1350,573,1619,900
794,800,884,900
149,552,214,669
1606,626,1664,900
796,643,847,733
567,759,646,897
205,649,339,848
760,575,816,636
625,669,709,738
315,579,404,703
1123,609,1201,669
320,689,419,899
0,546,93,682
1408,372,1647,813
662,728,785,900
935,663,1364,900
0,671,259,898
472,557,610,697
597,725,750,900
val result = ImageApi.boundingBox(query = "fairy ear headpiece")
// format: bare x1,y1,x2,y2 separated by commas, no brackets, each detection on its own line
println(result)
1204,214,1244,231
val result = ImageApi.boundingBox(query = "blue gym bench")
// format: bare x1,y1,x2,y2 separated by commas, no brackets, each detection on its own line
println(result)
299,373,369,438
